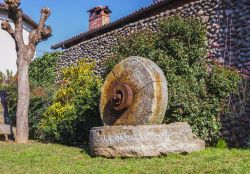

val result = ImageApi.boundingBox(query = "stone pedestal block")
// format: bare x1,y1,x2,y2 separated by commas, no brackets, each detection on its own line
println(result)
0,124,16,141
89,122,205,157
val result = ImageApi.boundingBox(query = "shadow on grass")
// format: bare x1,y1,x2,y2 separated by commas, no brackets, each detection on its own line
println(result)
31,139,92,156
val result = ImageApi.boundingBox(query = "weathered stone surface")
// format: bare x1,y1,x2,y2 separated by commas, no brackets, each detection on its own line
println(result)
89,122,205,157
0,124,16,140
0,124,12,135
99,56,168,126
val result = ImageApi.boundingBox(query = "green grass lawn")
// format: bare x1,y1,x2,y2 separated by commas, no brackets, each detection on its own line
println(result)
0,141,249,174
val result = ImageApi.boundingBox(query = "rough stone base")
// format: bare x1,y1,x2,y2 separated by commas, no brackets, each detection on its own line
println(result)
89,122,205,157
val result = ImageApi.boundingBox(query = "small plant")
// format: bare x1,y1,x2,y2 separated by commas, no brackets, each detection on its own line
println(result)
216,139,228,149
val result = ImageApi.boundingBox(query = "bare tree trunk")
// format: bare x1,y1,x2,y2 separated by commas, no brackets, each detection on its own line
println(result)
16,55,30,143
1,0,52,143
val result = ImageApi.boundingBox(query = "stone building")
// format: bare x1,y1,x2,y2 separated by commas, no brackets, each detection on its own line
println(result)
0,3,37,73
52,0,250,147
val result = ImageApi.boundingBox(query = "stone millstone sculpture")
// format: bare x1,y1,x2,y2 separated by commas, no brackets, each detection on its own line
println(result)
89,56,205,157
100,56,168,125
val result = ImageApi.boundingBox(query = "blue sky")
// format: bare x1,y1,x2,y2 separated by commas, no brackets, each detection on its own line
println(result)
3,0,153,57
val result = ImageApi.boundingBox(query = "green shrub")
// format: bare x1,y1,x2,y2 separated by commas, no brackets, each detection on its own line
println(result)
39,59,103,145
29,86,56,139
29,52,61,87
105,16,242,144
0,70,18,123
28,52,60,139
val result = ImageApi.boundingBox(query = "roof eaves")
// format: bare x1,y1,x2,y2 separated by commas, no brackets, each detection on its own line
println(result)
51,0,189,50
0,3,38,28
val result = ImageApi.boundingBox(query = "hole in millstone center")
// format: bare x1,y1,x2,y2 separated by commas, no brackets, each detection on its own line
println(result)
111,83,133,111
114,90,124,105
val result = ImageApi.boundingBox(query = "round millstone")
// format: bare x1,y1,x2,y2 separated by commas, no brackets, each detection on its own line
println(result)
89,122,205,158
100,56,168,126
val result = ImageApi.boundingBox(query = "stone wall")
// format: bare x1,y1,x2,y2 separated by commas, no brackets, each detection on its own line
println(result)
57,0,250,147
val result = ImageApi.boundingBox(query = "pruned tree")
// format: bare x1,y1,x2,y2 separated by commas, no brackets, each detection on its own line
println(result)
1,0,52,143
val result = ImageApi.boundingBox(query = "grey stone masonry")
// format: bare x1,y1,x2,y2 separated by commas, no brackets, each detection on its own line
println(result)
56,0,250,147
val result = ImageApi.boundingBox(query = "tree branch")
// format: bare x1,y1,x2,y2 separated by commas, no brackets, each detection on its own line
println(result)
5,0,21,23
29,7,52,45
41,25,52,39
4,0,24,47
38,8,51,33
4,0,20,9
1,20,15,39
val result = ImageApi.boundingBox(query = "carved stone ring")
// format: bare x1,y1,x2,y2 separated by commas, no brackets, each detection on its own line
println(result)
112,83,133,111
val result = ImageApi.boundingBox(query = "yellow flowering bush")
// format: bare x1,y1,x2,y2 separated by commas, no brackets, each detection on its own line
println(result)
39,59,103,144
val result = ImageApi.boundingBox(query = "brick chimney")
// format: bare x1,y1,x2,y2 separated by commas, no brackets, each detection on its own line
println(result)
88,6,112,31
